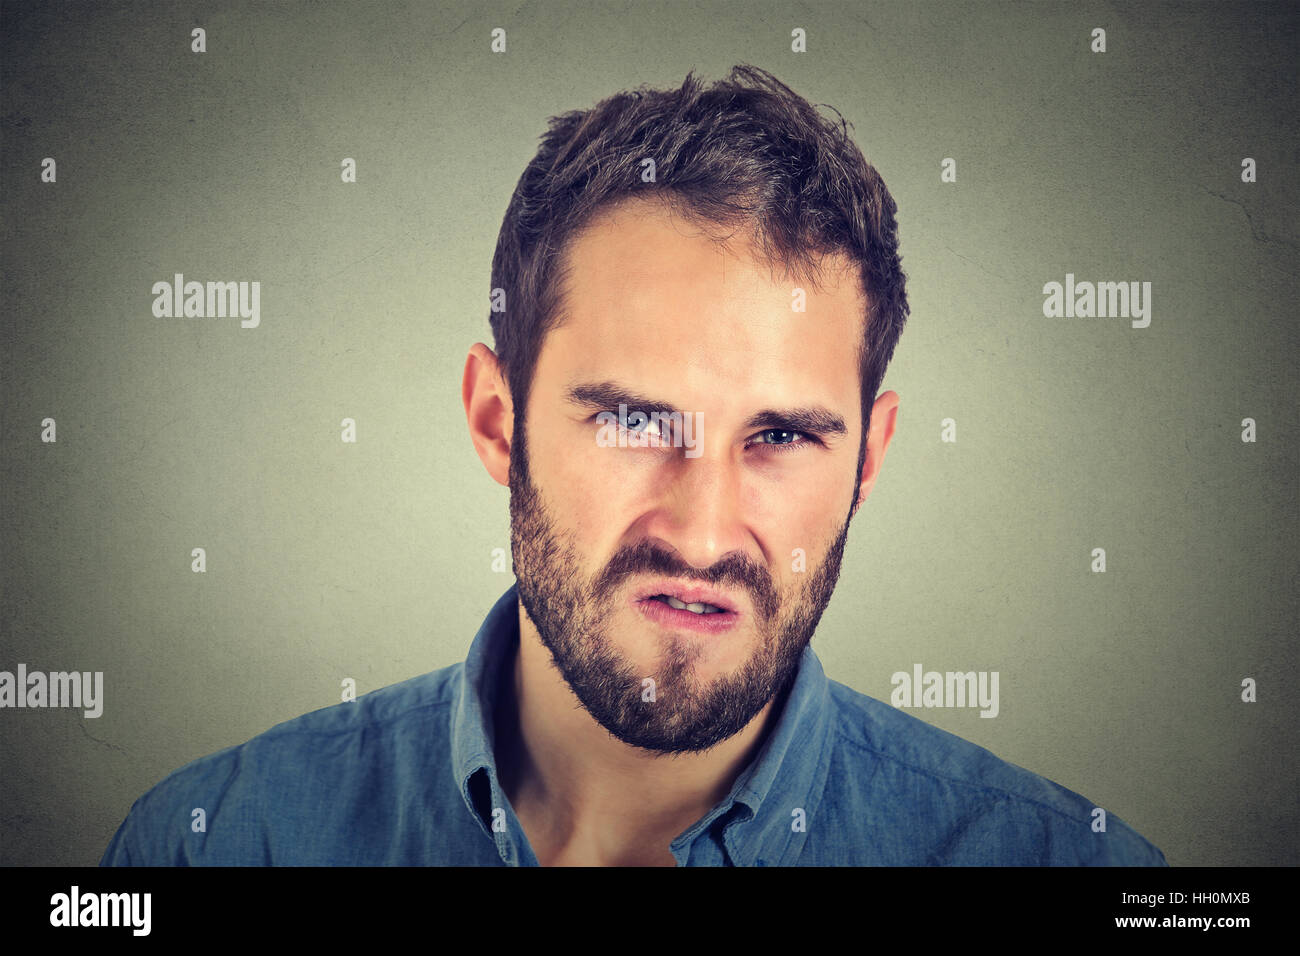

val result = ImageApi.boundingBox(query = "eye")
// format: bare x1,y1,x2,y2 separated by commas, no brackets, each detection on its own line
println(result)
623,411,655,435
747,429,815,453
593,410,669,443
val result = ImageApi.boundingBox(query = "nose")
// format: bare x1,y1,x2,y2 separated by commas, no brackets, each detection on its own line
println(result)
642,449,753,572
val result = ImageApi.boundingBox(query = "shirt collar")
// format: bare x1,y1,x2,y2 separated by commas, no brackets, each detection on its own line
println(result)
450,584,521,853
452,582,835,866
714,638,834,865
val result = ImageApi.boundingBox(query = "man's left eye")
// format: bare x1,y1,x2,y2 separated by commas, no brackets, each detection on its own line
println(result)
754,429,803,445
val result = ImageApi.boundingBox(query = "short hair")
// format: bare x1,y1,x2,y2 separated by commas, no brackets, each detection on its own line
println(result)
489,64,910,458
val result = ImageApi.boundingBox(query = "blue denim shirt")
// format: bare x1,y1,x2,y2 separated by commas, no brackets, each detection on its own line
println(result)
101,583,1167,866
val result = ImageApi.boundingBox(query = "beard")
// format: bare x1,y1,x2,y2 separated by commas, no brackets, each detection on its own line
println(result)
507,415,855,755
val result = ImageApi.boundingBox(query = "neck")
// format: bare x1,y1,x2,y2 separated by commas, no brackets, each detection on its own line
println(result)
494,600,781,865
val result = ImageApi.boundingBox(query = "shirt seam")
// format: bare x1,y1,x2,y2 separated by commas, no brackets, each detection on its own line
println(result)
247,692,459,744
834,723,1112,831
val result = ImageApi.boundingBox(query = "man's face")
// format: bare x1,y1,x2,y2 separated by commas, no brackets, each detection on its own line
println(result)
509,197,866,754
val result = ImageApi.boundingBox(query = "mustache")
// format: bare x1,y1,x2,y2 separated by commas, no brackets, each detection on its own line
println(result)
592,540,780,622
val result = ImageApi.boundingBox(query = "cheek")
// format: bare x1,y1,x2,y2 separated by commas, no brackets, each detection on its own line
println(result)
743,468,850,597
541,439,658,545
743,464,845,537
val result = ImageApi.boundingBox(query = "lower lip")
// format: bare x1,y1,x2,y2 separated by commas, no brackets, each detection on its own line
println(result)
634,597,740,635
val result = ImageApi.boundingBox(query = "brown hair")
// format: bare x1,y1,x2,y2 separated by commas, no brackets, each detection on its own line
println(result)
489,64,909,466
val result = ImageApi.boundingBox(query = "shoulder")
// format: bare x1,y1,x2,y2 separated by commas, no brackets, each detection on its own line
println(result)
100,664,463,866
813,678,1167,865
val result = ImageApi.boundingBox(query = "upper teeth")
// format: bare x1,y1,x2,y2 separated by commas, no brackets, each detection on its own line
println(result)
658,595,724,614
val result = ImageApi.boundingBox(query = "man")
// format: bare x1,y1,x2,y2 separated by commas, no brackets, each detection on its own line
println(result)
102,65,1166,866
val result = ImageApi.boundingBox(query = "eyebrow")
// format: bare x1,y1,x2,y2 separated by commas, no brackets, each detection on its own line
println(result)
564,381,848,438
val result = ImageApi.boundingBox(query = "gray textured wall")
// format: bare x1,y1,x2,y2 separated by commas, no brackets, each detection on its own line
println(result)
1,0,1296,866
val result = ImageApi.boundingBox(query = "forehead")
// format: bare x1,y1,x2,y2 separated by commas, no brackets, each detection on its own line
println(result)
536,196,864,417
564,195,861,305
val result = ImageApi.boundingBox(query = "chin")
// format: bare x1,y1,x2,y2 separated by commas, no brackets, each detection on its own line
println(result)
629,621,755,678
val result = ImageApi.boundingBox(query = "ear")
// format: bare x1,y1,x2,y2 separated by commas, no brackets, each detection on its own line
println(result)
462,342,514,488
852,390,899,513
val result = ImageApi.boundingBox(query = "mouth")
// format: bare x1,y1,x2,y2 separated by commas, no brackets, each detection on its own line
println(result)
646,594,728,614
630,580,742,634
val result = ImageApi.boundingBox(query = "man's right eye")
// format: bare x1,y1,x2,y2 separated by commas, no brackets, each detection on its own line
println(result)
622,412,650,432
595,410,667,443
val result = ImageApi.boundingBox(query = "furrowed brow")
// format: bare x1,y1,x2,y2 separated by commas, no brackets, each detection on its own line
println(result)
742,407,847,437
564,381,687,419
